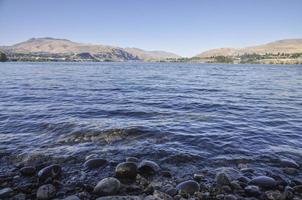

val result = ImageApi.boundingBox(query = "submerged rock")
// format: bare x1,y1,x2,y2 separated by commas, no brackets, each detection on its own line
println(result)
176,180,200,195
0,187,13,198
115,162,138,179
36,184,56,200
84,158,107,169
38,164,62,182
249,176,277,189
280,159,300,169
138,160,160,176
94,177,120,195
215,168,241,186
20,166,36,176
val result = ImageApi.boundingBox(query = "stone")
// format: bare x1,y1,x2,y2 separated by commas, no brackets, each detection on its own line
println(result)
265,190,282,200
283,167,299,175
244,185,261,197
249,176,277,189
63,195,81,200
94,177,120,195
293,185,302,193
126,157,139,163
284,186,294,200
166,188,178,196
176,180,200,195
38,164,62,182
215,168,241,186
96,196,141,200
0,187,13,198
115,162,138,179
20,166,36,176
138,160,160,176
161,170,172,178
11,193,26,200
84,158,107,169
153,190,173,200
280,159,300,169
36,184,56,200
224,194,238,200
193,173,204,182
231,181,242,190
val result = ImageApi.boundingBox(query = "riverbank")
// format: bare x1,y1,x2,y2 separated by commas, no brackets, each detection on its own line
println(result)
0,153,302,200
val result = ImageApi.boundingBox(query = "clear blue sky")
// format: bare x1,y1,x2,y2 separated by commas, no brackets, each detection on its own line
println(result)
0,0,301,56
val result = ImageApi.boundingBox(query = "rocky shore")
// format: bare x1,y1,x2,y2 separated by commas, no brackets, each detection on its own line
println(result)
0,154,302,200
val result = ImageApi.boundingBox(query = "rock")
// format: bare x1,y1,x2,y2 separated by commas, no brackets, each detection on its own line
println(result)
176,180,200,195
283,167,299,175
161,170,172,178
249,176,277,189
138,160,160,176
94,177,120,195
153,190,173,200
11,193,26,200
215,168,241,186
193,173,204,182
0,187,13,198
126,157,139,163
284,186,294,199
280,159,300,169
38,164,62,182
224,194,238,200
222,185,232,193
115,162,138,179
231,181,242,190
244,185,261,197
63,195,81,200
265,190,282,200
84,158,107,169
96,196,141,200
36,184,56,200
20,166,36,176
166,188,178,196
293,185,302,193
216,194,225,199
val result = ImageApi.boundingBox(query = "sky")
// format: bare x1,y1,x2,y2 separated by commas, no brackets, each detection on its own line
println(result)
0,0,302,57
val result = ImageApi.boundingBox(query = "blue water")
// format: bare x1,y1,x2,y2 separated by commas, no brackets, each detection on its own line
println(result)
0,62,302,170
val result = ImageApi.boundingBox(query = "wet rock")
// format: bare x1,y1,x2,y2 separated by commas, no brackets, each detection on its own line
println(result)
284,186,294,200
280,159,300,169
153,190,173,200
176,180,200,195
115,162,138,180
215,168,241,186
0,187,13,198
166,188,178,196
138,160,160,176
244,185,261,197
224,194,237,200
83,158,107,169
36,184,56,200
222,185,232,193
193,173,204,182
293,185,302,193
38,164,62,182
126,157,139,163
63,195,81,200
94,177,120,195
249,176,277,189
96,196,141,200
283,167,299,175
20,166,36,176
231,181,242,190
265,190,282,200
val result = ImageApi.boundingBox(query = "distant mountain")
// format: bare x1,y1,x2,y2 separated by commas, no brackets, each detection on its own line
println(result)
195,39,302,58
0,37,180,61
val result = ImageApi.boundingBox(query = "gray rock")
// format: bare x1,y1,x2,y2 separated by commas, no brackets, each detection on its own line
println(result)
215,168,241,186
138,160,160,176
115,162,138,179
38,164,62,182
265,190,282,200
0,187,13,198
96,196,141,200
165,188,178,196
224,194,237,200
249,176,277,189
20,166,36,176
36,184,56,200
84,158,107,169
280,159,300,169
94,177,120,195
62,195,81,200
283,167,299,175
244,185,261,196
176,180,200,195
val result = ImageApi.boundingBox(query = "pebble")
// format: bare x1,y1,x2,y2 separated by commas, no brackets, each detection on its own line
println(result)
138,160,160,176
244,185,261,196
84,158,107,169
265,190,282,200
0,187,13,198
94,177,121,195
20,166,36,176
38,164,62,182
176,180,200,195
153,190,173,200
36,184,56,200
63,195,81,200
280,159,300,169
249,176,277,189
115,162,138,179
283,167,299,175
215,168,241,186
96,196,141,200
224,194,238,200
